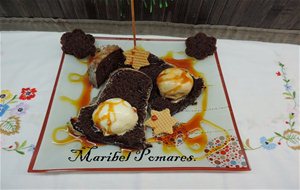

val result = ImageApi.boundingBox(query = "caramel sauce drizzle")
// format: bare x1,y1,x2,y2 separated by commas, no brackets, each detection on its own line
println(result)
53,59,94,155
52,124,102,156
60,72,93,114
93,99,129,135
163,51,201,78
147,52,230,160
157,68,194,96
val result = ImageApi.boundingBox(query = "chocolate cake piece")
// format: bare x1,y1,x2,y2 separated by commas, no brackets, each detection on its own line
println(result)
140,54,204,115
71,68,152,150
88,46,127,88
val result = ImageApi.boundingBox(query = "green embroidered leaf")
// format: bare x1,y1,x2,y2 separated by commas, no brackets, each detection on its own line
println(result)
11,95,17,101
293,91,296,98
289,113,295,120
286,134,298,145
283,79,290,83
0,116,20,135
15,150,25,155
275,132,282,137
2,121,13,131
268,137,275,142
279,62,284,67
19,140,27,149
283,92,292,97
2,147,12,151
291,122,295,127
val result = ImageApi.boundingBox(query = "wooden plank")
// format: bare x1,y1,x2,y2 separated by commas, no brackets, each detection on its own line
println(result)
171,0,183,23
34,0,53,18
93,0,108,20
228,0,253,26
258,0,284,29
58,0,77,19
238,0,271,27
270,0,300,29
183,0,201,24
217,0,240,25
85,0,98,19
72,0,89,19
0,4,7,17
196,0,216,24
208,0,228,25
0,0,19,17
46,0,65,18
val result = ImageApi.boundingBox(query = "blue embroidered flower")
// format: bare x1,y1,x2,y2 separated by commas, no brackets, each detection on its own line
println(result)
0,104,9,117
9,102,29,116
260,137,276,150
27,144,35,152
284,84,292,91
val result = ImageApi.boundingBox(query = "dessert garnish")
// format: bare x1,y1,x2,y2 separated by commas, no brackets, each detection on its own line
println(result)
92,98,138,136
60,29,96,59
123,48,150,69
185,32,217,60
145,109,178,135
156,68,194,101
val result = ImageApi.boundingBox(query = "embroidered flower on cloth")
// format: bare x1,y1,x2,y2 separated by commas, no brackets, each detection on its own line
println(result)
0,90,13,104
9,103,29,116
27,144,35,152
260,137,276,150
19,88,37,100
275,71,281,76
0,104,9,117
284,84,292,91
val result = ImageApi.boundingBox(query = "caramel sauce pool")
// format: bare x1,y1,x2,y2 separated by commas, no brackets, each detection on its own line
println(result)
60,72,93,114
163,51,201,78
53,59,94,153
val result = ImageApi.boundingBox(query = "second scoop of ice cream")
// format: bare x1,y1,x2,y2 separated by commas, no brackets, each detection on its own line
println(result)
157,68,194,101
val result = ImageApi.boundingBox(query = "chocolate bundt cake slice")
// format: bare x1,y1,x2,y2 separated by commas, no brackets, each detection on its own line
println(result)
88,45,127,88
71,68,152,150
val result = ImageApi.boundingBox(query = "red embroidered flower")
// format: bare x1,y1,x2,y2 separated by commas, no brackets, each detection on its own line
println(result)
276,71,281,76
19,88,37,100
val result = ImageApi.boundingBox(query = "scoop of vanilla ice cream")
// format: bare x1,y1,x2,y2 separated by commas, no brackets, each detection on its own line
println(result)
92,98,138,136
157,68,194,100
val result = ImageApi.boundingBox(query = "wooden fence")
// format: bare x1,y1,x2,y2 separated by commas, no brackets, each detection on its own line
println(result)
0,0,299,30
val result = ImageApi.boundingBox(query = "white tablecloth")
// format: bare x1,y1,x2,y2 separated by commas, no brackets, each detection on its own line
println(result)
1,31,299,189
